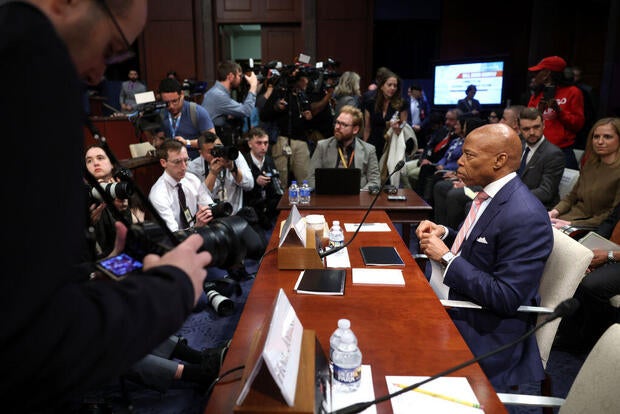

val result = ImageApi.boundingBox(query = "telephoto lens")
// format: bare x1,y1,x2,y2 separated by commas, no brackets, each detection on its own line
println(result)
205,289,234,316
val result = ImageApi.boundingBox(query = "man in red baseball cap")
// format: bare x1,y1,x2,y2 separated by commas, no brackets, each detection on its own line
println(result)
527,55,585,169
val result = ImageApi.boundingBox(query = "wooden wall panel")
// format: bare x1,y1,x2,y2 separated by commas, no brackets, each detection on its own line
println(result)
216,0,301,22
148,0,193,20
261,26,303,63
143,21,197,91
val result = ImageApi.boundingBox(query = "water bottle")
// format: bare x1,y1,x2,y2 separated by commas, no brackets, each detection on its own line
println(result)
288,180,299,205
299,180,311,205
329,319,357,361
332,328,362,393
328,220,344,251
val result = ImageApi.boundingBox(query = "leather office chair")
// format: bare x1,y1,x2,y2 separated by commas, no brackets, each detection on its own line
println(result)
129,142,156,158
497,323,620,413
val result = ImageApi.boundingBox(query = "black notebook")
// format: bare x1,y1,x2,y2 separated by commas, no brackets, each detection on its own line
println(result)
360,246,405,266
294,269,346,295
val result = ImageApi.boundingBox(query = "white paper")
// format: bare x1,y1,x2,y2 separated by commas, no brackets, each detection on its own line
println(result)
262,289,304,406
386,376,483,413
330,365,377,414
352,268,405,285
344,222,391,232
325,247,351,268
278,205,306,247
429,260,449,300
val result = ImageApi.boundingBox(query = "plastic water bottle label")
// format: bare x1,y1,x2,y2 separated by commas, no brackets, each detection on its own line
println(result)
333,364,361,385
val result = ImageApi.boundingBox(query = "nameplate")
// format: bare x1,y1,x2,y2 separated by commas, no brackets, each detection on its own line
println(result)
236,288,303,407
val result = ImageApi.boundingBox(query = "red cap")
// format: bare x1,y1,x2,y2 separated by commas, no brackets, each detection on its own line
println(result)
528,56,567,72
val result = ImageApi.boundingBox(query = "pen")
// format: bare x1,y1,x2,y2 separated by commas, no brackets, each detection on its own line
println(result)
393,383,483,409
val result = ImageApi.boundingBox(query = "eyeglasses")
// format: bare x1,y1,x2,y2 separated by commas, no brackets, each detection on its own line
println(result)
335,120,352,128
95,0,136,65
167,157,190,165
164,97,182,106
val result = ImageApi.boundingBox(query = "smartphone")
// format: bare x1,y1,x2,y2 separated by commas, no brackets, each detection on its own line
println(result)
96,253,143,281
387,195,407,201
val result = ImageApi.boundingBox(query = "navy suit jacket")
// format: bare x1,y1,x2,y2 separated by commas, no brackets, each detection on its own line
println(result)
520,138,565,209
443,176,552,388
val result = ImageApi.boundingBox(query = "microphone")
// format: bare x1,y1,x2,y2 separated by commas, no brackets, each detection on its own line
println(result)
319,160,405,259
331,298,580,414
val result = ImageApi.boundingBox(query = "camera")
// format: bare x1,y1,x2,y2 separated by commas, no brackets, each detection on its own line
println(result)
89,181,133,203
263,168,284,196
209,201,233,218
125,215,266,270
202,277,242,316
211,144,239,161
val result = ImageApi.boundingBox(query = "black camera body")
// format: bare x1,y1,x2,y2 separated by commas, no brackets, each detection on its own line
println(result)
209,201,233,218
263,168,284,196
211,144,239,161
124,215,266,270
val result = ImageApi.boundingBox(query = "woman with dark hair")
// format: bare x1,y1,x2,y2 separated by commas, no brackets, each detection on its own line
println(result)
363,71,407,161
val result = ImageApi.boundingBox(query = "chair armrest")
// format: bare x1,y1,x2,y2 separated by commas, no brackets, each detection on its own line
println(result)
440,300,554,313
497,393,565,407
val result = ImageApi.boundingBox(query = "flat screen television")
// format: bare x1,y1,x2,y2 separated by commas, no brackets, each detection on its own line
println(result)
432,57,506,107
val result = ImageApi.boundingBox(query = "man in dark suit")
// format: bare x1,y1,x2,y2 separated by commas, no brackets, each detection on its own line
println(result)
416,123,553,390
518,107,565,209
457,84,482,117
306,105,380,190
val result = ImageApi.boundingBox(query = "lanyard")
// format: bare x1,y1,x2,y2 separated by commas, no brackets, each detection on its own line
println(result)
337,147,355,168
168,113,181,137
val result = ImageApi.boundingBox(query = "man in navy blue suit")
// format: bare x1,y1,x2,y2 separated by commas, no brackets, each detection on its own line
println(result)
416,123,553,391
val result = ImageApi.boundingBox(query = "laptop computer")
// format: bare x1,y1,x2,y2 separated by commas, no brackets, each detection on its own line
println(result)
314,168,361,195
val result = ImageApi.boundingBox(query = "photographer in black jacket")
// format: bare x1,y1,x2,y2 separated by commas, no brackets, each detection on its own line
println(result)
242,127,283,230
1,1,213,410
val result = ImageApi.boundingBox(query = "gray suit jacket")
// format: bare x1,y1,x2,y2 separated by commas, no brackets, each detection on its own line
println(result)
307,137,380,190
520,138,565,209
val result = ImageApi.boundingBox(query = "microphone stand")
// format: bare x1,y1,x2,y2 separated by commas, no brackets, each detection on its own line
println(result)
319,160,405,259
84,117,181,247
331,298,580,414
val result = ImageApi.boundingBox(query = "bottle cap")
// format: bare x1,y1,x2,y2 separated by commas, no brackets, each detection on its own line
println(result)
338,318,350,329
333,220,340,226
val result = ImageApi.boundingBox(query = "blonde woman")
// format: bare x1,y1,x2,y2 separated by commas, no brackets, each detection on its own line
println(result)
333,71,361,115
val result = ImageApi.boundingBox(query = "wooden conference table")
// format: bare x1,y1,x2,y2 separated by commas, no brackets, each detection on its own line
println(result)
205,209,505,413
276,188,432,247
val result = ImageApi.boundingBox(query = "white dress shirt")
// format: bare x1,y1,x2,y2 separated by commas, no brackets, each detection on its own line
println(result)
149,171,213,232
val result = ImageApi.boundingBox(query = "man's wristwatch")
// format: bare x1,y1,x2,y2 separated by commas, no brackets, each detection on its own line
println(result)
440,251,456,267
186,139,192,148
608,250,616,264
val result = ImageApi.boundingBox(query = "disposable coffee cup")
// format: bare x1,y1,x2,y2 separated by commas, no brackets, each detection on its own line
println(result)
305,214,326,234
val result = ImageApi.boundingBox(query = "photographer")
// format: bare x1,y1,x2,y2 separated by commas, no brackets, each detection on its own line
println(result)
305,69,337,154
243,127,283,230
528,55,585,169
85,144,138,259
201,60,258,147
159,77,215,160
149,140,215,232
188,131,254,215
1,0,214,410
259,69,313,188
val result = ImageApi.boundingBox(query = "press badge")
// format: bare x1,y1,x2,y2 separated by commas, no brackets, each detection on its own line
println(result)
183,207,193,224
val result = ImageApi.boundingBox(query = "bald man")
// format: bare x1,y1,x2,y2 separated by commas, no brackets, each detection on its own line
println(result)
417,123,553,391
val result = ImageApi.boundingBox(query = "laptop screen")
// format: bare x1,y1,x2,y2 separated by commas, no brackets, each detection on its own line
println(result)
314,168,361,195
